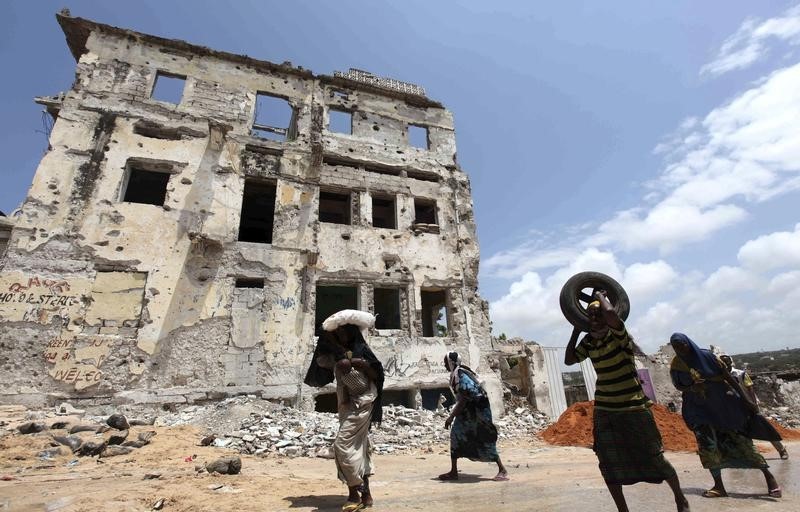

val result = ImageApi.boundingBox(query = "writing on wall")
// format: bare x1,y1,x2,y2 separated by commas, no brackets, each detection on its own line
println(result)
44,335,114,390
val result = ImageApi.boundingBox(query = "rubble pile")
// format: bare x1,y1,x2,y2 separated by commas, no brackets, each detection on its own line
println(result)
156,396,551,458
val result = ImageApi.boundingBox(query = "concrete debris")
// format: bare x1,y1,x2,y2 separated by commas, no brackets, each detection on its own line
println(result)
206,456,242,475
55,403,85,416
157,395,551,459
77,441,107,457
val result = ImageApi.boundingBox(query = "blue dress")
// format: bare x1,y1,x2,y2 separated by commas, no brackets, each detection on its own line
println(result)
450,370,499,462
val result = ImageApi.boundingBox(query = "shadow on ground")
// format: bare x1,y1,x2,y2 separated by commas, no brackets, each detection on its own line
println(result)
284,494,345,511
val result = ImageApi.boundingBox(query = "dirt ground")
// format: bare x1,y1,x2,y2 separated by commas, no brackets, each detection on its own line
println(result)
0,421,797,512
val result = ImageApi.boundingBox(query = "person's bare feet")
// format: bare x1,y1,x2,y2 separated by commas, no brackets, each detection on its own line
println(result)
675,496,690,512
438,471,458,480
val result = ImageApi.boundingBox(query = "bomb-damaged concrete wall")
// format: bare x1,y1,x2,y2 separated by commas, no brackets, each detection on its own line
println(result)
0,13,499,413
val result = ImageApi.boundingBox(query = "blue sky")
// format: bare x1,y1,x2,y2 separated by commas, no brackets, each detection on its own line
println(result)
2,1,799,354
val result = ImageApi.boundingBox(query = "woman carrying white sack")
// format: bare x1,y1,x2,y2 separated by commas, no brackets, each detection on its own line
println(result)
304,310,384,512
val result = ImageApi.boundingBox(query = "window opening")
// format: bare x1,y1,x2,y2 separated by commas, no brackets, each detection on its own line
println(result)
374,288,401,329
238,180,276,243
319,191,351,225
151,72,185,104
235,278,264,288
421,387,455,411
382,389,415,408
414,198,437,225
371,195,396,229
421,289,448,337
408,125,429,149
314,392,338,413
252,93,295,142
315,285,358,335
122,167,170,206
331,90,349,100
329,109,353,134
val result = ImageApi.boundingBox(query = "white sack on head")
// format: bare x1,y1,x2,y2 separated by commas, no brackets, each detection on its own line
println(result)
322,309,376,339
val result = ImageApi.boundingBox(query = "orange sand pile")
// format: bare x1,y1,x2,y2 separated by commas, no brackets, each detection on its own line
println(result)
539,401,698,452
769,419,800,440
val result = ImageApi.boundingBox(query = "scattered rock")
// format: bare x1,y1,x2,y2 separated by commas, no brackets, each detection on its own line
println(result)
17,422,46,434
55,403,85,416
138,431,157,444
143,472,162,480
108,430,129,445
200,434,217,446
77,441,107,457
152,498,166,510
37,447,63,459
50,421,70,430
101,445,134,458
52,435,83,453
106,414,130,430
129,417,156,426
69,425,98,434
206,456,242,475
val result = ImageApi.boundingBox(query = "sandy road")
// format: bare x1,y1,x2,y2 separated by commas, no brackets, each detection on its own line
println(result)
0,425,797,512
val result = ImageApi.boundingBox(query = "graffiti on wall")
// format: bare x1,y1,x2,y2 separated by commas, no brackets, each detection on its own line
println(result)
0,273,86,328
44,335,114,390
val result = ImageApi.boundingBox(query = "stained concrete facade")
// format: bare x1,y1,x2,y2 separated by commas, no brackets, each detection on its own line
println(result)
0,13,501,413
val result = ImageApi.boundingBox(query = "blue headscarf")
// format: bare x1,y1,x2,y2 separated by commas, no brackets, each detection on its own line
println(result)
670,332,721,378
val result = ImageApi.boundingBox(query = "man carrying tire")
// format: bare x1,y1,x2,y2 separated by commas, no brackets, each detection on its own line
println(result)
565,290,690,512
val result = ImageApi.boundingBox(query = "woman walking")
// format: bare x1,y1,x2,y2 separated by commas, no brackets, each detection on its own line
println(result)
670,333,781,499
437,351,508,481
305,311,384,511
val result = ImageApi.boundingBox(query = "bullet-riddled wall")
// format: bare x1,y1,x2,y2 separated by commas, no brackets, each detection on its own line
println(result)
0,12,500,413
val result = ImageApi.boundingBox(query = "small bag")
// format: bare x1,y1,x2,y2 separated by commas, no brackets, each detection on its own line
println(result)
340,369,369,395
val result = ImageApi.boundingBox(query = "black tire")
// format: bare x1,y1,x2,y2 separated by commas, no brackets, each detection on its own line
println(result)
559,271,630,331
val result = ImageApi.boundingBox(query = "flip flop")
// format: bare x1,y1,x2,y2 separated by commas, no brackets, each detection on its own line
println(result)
342,501,364,512
779,449,789,460
437,472,458,481
768,487,782,498
702,489,727,498
492,474,510,481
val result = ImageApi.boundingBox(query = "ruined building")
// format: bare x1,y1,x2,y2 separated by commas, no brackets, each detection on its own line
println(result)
0,12,501,412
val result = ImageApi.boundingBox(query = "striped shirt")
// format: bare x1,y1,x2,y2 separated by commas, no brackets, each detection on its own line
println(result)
574,323,651,412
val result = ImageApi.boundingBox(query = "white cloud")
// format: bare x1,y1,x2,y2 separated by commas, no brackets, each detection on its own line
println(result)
485,11,800,355
621,261,678,302
701,5,800,77
738,223,800,271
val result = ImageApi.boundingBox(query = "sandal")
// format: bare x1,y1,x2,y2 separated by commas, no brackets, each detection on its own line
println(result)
768,487,782,498
779,448,789,460
342,501,364,512
702,489,727,498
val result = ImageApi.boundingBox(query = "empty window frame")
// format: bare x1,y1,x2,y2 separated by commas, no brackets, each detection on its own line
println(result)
420,289,449,337
414,198,437,225
238,180,276,243
374,287,401,329
315,285,358,335
122,166,171,206
371,195,396,229
235,277,264,288
329,108,353,134
151,72,186,104
252,93,296,142
319,190,351,225
408,125,429,149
